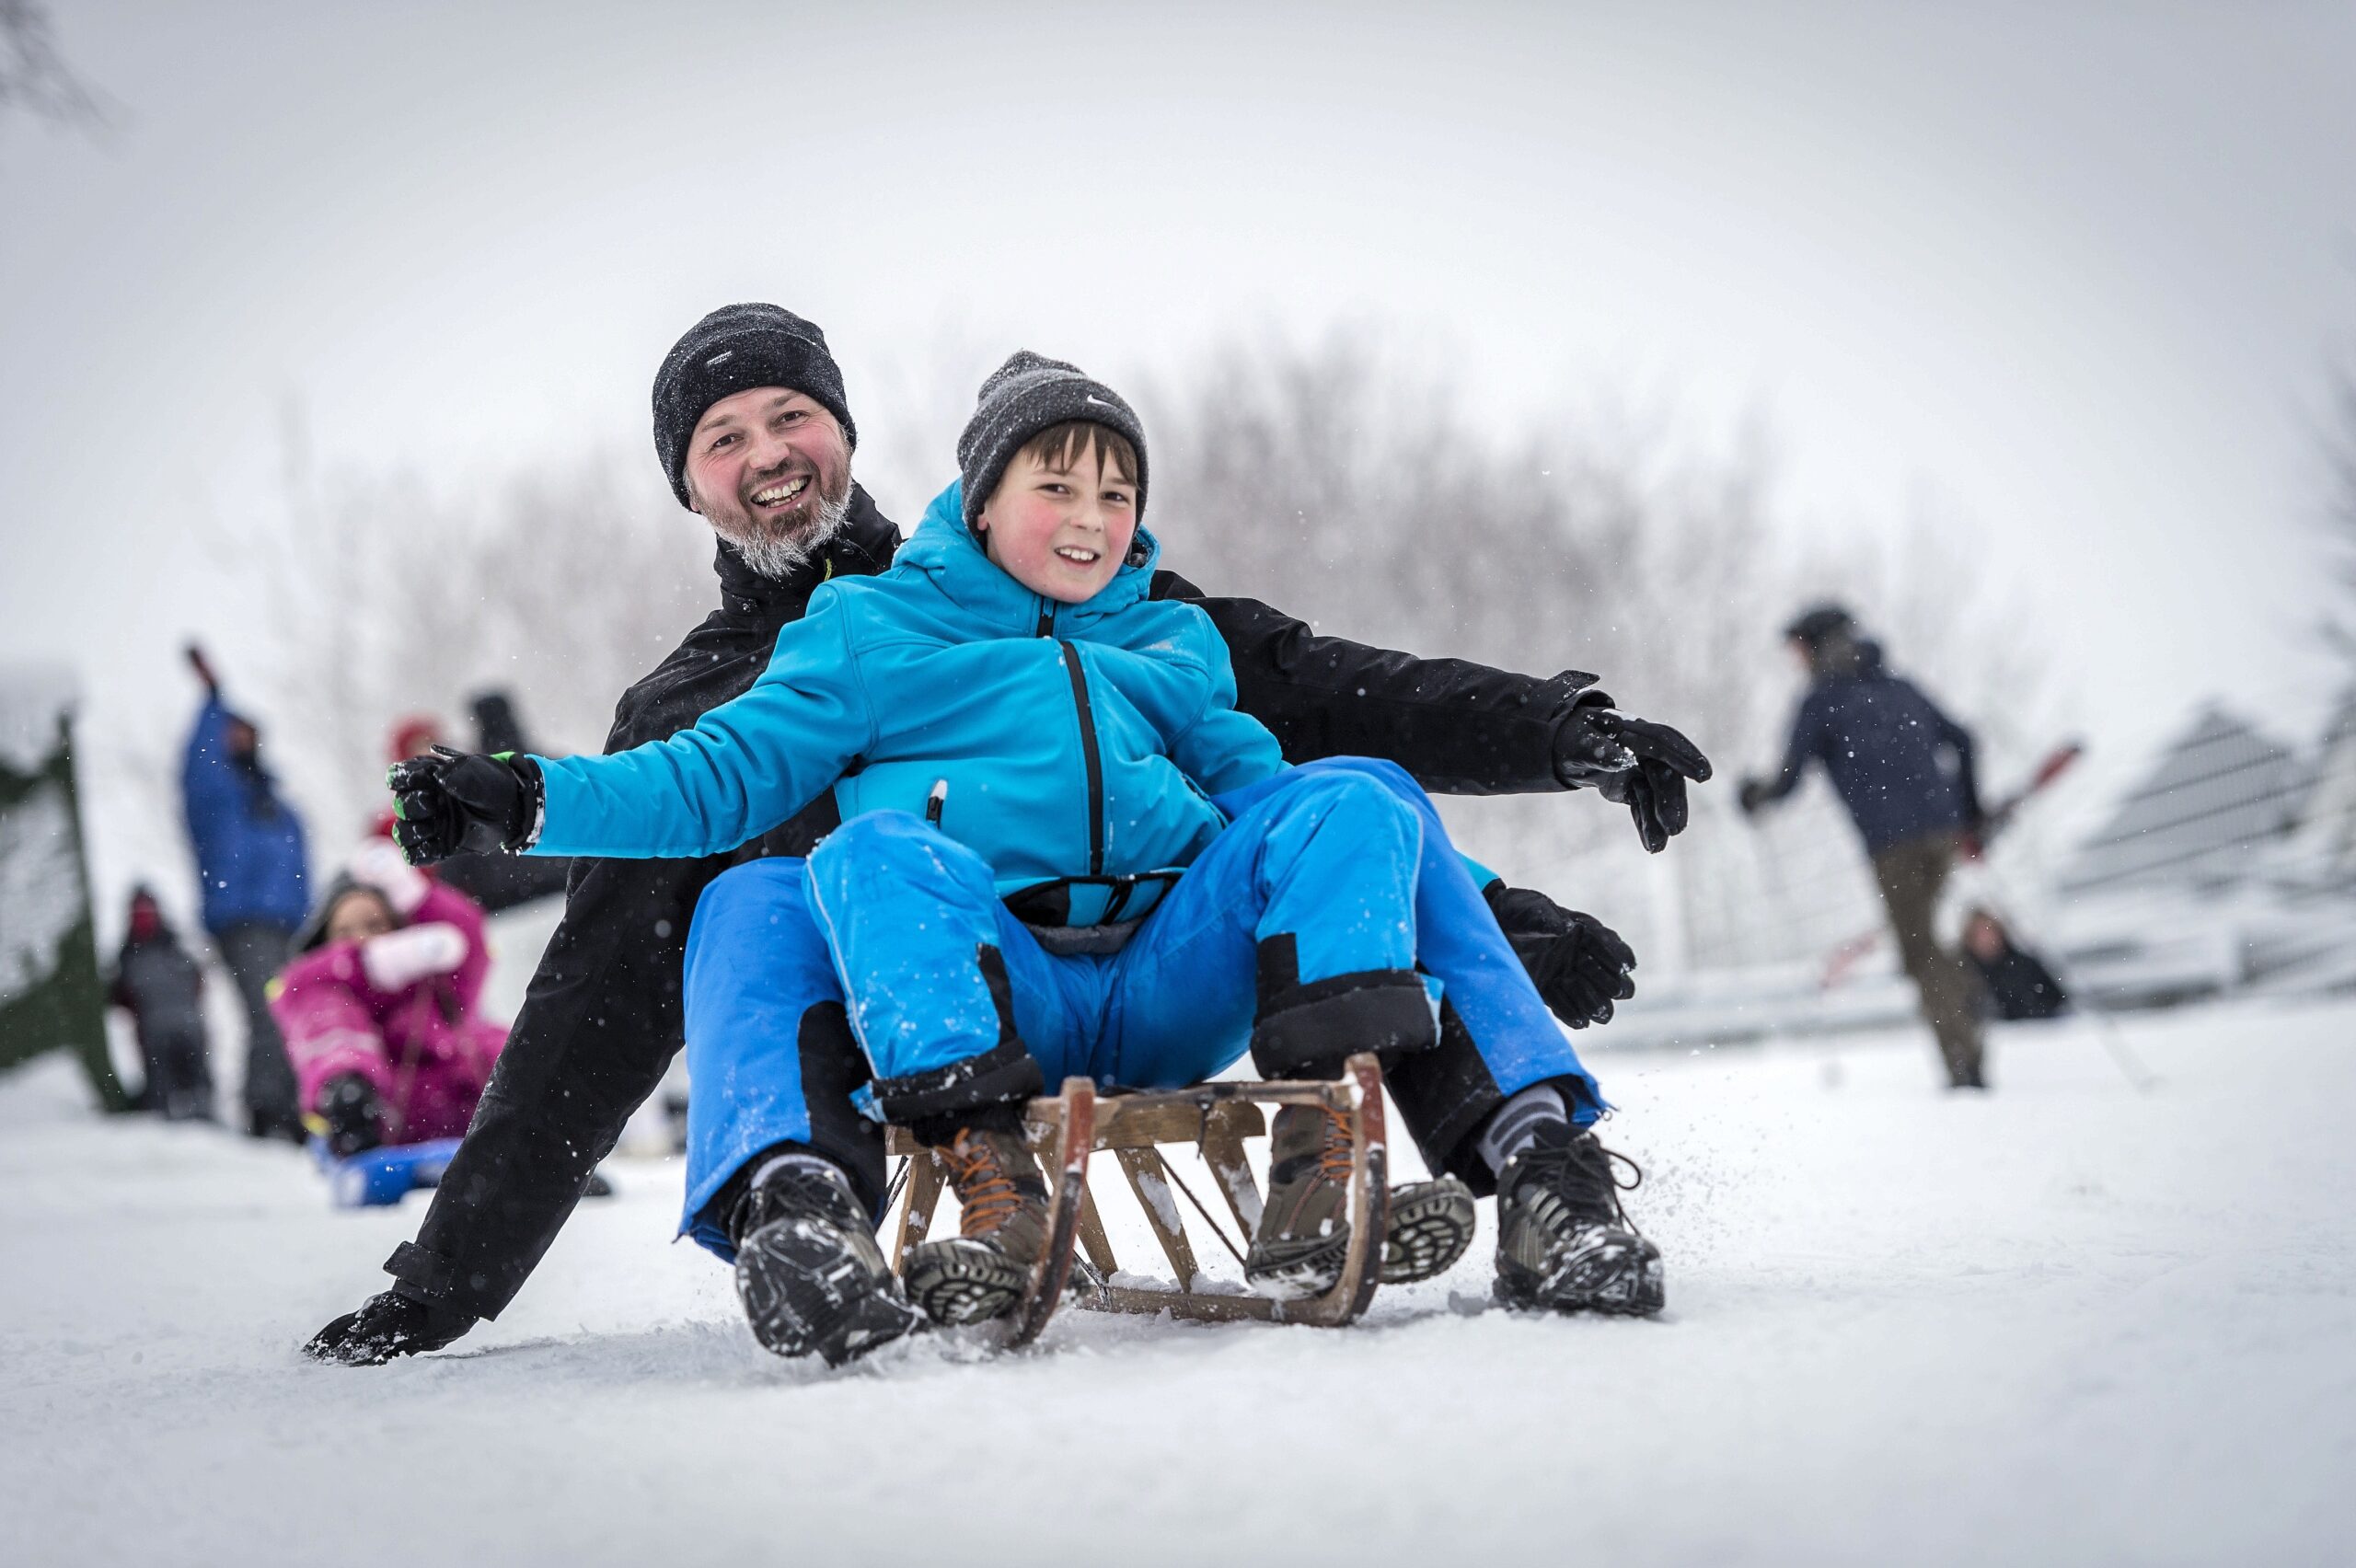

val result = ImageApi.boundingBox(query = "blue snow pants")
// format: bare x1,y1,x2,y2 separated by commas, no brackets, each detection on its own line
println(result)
678,758,1602,1259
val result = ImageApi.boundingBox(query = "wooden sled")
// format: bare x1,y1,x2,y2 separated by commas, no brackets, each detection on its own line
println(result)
885,1052,1389,1335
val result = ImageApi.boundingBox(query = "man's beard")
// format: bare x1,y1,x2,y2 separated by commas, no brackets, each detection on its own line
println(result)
713,476,853,581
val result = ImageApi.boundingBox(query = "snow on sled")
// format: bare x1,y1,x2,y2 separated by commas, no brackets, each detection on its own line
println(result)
308,1136,463,1209
884,1053,1389,1341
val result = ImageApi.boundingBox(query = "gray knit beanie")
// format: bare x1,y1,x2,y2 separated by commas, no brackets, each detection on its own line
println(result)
653,304,857,509
956,351,1149,529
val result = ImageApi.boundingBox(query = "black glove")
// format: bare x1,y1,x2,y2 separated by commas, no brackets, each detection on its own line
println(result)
311,1073,382,1159
1737,776,1774,816
304,1287,477,1366
1557,708,1713,854
387,747,541,865
1484,881,1637,1029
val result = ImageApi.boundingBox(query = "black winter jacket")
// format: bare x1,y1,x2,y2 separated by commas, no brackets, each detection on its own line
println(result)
385,486,1602,1320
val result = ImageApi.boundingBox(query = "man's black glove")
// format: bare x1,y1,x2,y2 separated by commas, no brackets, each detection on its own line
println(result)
387,747,541,865
1484,881,1637,1029
303,1287,477,1366
1556,708,1713,854
1737,776,1775,816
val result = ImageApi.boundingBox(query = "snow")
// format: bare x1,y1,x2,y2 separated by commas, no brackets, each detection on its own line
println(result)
5,1000,2352,1567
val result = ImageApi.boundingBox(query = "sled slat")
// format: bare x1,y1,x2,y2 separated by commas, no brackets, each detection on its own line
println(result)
1115,1147,1200,1290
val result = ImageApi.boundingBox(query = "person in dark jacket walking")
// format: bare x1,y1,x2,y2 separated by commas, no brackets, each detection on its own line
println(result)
1738,605,1989,1088
1963,908,2070,1022
180,648,309,1138
306,304,1713,1365
105,886,215,1121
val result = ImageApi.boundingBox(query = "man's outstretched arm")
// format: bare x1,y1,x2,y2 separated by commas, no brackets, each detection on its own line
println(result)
306,854,707,1362
1161,573,1711,846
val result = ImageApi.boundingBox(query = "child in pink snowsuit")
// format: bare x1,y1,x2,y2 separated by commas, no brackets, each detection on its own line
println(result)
272,843,507,1153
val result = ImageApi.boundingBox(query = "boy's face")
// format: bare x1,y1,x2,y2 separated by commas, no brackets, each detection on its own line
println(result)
977,442,1138,604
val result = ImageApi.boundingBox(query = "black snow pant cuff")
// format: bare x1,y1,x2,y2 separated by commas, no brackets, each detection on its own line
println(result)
1386,996,1594,1199
1251,937,1438,1080
871,1037,1045,1147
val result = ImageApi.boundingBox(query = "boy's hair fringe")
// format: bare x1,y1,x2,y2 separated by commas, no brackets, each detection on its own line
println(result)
1016,421,1139,487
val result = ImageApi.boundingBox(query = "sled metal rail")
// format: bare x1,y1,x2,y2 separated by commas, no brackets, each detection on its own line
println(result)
885,1053,1389,1333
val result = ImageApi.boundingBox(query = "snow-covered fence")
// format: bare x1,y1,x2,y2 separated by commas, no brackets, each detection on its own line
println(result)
0,667,124,1106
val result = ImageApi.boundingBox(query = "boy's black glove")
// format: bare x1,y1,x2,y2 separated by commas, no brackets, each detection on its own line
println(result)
386,747,542,865
304,1288,477,1366
1555,708,1713,854
1484,881,1638,1029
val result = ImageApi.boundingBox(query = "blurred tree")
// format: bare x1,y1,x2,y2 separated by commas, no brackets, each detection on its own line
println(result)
2325,365,2356,671
0,0,105,135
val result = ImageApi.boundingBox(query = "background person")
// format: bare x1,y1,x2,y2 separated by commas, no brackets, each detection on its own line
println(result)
1738,604,1989,1089
180,646,309,1138
105,886,215,1121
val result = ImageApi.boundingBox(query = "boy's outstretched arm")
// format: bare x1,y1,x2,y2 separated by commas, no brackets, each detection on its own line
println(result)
392,595,873,865
1155,572,1711,847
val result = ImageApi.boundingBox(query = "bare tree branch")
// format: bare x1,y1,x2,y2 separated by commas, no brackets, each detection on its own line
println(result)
0,0,108,134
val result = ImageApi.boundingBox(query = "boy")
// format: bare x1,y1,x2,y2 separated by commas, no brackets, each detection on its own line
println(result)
391,353,1659,1365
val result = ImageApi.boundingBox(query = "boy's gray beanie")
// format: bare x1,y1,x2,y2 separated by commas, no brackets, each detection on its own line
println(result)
956,351,1149,528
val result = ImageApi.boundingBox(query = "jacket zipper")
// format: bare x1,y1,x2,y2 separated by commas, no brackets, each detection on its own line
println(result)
1055,637,1107,878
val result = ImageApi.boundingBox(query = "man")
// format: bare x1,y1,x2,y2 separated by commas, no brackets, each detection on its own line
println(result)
307,304,1711,1363
1738,604,1988,1089
181,647,309,1138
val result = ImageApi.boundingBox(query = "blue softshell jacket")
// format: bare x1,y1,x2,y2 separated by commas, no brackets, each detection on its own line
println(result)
181,696,310,934
529,482,1288,926
1760,645,1981,854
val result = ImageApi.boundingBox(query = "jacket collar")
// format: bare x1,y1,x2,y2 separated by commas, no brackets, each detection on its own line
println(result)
713,483,902,620
895,479,1160,635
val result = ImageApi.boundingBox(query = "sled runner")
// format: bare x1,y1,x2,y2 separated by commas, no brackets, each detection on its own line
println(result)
885,1053,1389,1335
308,1136,463,1209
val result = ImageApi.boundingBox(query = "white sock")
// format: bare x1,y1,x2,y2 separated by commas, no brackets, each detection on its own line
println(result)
1474,1084,1568,1178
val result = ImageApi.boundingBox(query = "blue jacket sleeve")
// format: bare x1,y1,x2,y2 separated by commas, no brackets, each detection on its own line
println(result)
1169,621,1286,796
1752,693,1823,807
528,592,875,859
181,697,241,847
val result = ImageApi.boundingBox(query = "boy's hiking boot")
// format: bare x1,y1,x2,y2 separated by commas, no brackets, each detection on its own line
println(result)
1494,1124,1664,1317
903,1125,1051,1326
732,1156,921,1366
1243,1103,1476,1299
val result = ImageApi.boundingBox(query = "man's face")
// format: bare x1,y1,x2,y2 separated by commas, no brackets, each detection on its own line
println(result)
683,387,853,578
977,443,1138,605
1964,916,2005,963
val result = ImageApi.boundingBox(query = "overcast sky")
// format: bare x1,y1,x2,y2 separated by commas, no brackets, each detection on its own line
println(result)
4,0,2353,909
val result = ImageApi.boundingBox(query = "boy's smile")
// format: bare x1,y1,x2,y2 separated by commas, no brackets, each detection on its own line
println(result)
978,439,1138,605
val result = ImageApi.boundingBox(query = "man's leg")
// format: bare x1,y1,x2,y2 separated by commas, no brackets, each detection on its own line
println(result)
677,858,886,1259
678,857,919,1364
1873,833,1987,1089
218,921,299,1137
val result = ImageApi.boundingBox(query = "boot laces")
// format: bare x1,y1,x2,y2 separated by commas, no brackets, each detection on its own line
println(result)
1525,1130,1646,1230
944,1131,1032,1239
1313,1104,1356,1186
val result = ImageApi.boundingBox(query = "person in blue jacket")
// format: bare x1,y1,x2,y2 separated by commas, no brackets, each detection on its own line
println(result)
180,647,310,1138
390,353,1665,1365
1738,605,1988,1088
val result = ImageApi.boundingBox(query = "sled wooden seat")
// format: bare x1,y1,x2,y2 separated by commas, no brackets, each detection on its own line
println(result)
884,1053,1389,1334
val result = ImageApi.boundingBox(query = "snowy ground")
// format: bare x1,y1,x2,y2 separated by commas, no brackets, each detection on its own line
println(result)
6,1000,2352,1568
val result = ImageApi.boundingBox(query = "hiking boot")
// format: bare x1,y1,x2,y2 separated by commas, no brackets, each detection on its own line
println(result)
1244,1103,1476,1299
1494,1124,1663,1316
902,1125,1051,1327
731,1156,921,1366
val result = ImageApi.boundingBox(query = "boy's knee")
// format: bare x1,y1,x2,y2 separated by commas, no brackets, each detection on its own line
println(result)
688,859,826,973
1301,755,1423,801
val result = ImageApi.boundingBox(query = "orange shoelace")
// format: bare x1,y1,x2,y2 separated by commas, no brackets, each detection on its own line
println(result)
1314,1104,1356,1186
945,1133,1030,1239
